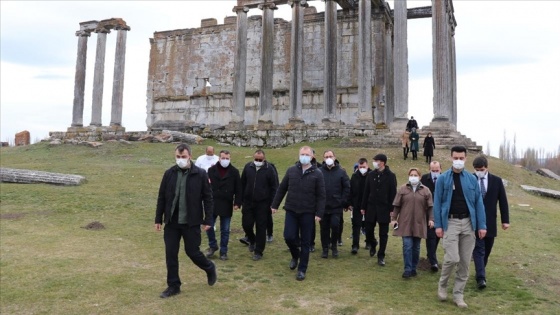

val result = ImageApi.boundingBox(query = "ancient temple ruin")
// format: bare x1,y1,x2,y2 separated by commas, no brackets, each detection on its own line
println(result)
146,0,474,147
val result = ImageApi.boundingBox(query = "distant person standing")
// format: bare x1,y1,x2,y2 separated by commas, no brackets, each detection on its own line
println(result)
406,116,419,132
423,132,436,164
391,167,434,278
154,143,217,298
360,154,397,266
205,150,242,261
195,146,219,171
472,156,510,290
420,161,442,272
409,128,420,161
348,158,372,254
402,129,411,160
434,145,486,309
271,146,325,281
240,149,279,261
318,150,350,259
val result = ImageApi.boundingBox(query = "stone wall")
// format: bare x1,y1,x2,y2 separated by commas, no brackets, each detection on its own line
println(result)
15,130,30,146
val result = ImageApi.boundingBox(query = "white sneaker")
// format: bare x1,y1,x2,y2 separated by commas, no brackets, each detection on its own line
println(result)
438,286,447,301
454,299,468,308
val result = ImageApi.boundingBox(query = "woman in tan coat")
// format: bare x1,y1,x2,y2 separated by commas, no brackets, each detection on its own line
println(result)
391,168,434,278
401,130,410,160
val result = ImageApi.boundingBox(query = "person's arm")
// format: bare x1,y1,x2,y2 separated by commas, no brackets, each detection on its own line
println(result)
473,176,487,238
315,170,326,221
497,177,510,229
201,170,214,229
391,187,402,222
433,174,444,237
271,169,289,212
341,171,351,208
360,175,371,214
233,169,242,208
154,170,169,231
268,164,279,205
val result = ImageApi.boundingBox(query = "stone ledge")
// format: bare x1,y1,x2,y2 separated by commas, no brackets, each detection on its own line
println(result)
520,185,560,199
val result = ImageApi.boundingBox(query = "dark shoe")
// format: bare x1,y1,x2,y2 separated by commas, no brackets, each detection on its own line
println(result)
431,264,439,272
477,279,487,290
411,270,417,277
332,248,339,258
289,258,298,270
338,241,343,246
369,247,377,257
160,286,180,298
206,247,218,258
377,258,385,266
402,271,411,279
248,243,255,252
365,243,371,250
219,253,228,261
252,254,262,261
351,246,358,255
296,271,306,281
239,237,250,246
321,249,328,259
206,261,217,286
267,235,273,242
310,245,315,252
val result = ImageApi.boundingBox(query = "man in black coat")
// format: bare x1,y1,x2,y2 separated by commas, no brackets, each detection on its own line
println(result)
271,146,326,281
472,156,510,289
154,143,217,298
205,150,242,261
348,158,372,254
318,150,350,258
420,161,442,272
241,149,279,261
360,153,397,266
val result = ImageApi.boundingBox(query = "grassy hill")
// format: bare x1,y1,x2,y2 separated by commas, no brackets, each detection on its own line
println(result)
1,140,559,314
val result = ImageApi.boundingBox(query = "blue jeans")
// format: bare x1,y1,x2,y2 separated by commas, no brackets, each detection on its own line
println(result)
284,210,315,273
206,215,231,255
402,236,421,273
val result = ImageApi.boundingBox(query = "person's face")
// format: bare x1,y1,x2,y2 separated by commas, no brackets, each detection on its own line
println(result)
175,149,190,160
323,151,335,161
206,147,214,156
220,153,230,161
451,152,466,162
409,170,420,178
430,163,441,173
254,153,265,162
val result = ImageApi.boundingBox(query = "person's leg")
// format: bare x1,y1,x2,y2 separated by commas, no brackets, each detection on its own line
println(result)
206,214,218,251
351,209,362,250
283,210,300,261
402,236,413,274
219,216,231,256
242,205,257,246
426,227,439,267
484,237,495,266
164,223,182,288
403,147,408,160
267,207,274,241
377,222,389,261
439,219,461,298
330,213,341,256
338,214,344,245
364,221,376,254
320,213,332,255
412,237,421,273
254,202,269,256
298,213,315,274
452,219,476,304
183,225,214,272
473,235,486,281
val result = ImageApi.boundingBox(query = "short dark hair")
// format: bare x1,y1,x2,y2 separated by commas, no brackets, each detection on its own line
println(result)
254,149,265,156
175,143,191,155
358,158,368,164
219,150,231,156
450,145,467,156
472,156,488,168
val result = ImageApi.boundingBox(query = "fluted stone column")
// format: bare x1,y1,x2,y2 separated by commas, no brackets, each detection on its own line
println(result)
373,11,386,126
451,26,457,126
393,0,408,121
71,30,91,127
231,6,249,125
323,0,337,120
110,27,129,127
289,0,307,122
385,22,395,125
432,0,452,123
357,0,372,124
258,3,277,122
90,29,109,126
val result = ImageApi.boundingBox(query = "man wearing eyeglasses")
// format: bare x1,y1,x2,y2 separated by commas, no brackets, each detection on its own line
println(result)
240,149,279,261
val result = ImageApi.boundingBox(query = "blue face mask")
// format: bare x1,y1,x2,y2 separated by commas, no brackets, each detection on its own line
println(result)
299,155,311,165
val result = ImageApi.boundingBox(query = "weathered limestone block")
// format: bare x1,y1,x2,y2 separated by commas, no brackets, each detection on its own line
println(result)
153,133,173,143
536,168,560,181
520,185,560,199
0,168,86,186
15,130,30,146
80,141,103,148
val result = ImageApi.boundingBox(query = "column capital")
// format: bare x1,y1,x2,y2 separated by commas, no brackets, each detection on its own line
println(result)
75,30,92,37
288,0,309,7
233,5,250,13
258,2,278,10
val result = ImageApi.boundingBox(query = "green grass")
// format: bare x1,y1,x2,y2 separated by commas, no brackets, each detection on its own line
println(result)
1,140,559,314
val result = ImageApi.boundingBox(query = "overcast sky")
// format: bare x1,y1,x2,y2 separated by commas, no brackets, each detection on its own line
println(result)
1,0,559,156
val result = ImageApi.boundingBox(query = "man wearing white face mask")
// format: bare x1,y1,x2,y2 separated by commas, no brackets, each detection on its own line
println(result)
348,158,372,254
154,143,217,298
205,150,242,261
433,146,487,308
195,146,219,171
420,161,442,272
318,150,350,258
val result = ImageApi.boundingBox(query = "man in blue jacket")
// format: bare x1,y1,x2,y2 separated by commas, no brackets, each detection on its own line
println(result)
433,146,486,309
271,146,325,281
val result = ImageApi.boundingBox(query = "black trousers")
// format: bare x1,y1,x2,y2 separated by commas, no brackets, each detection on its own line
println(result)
164,223,214,287
320,213,341,250
267,209,273,237
284,211,314,273
364,220,389,259
351,208,363,248
242,201,270,255
425,226,440,265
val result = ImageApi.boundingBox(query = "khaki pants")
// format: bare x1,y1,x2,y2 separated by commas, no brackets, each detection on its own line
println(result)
439,218,476,301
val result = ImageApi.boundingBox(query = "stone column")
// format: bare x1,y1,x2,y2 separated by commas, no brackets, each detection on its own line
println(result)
258,3,277,123
71,30,91,127
385,22,395,125
393,0,408,121
323,0,337,120
289,0,307,122
432,0,452,123
231,5,250,125
373,11,386,126
450,25,458,126
356,0,372,124
90,29,109,126
110,26,129,127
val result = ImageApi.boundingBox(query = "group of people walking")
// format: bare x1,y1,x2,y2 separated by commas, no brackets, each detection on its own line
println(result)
154,143,510,309
403,116,436,163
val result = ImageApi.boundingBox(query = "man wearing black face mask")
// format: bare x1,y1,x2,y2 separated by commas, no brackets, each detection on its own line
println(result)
240,149,279,261
318,150,350,258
